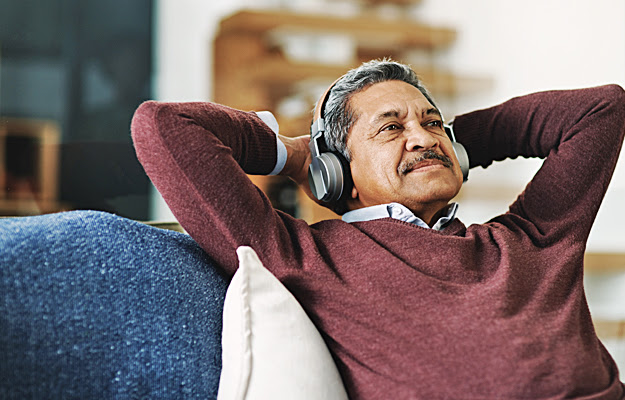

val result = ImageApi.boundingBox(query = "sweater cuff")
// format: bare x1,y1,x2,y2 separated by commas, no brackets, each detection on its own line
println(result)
255,111,286,175
450,112,490,169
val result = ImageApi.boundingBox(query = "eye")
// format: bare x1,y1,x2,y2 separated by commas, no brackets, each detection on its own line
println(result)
425,120,445,134
382,123,402,132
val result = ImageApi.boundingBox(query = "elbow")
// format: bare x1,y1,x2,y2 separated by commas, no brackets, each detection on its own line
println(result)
605,84,625,145
131,100,182,155
130,100,164,143
601,84,625,113
594,85,625,137
130,100,176,172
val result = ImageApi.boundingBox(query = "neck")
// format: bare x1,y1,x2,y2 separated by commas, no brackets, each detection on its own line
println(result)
417,203,452,227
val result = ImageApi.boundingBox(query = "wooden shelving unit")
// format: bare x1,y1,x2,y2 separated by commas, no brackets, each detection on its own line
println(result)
224,54,490,97
217,9,455,49
360,0,423,4
213,9,484,111
213,7,490,223
585,253,625,273
0,118,64,215
593,319,625,341
585,252,625,341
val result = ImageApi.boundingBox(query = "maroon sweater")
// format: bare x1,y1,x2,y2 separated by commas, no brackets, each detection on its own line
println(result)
132,85,625,399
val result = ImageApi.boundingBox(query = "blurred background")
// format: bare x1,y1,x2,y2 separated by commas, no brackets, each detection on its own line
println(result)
0,0,152,219
1,0,624,373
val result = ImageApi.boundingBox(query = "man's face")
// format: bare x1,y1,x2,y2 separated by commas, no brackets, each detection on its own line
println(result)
345,80,463,216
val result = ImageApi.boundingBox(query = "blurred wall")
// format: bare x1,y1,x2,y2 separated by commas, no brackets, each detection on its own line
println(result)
152,0,625,252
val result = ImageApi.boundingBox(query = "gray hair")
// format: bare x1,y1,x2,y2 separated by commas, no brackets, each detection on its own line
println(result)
322,59,438,162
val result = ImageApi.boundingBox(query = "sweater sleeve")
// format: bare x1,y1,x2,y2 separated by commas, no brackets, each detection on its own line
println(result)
130,101,297,274
452,85,625,240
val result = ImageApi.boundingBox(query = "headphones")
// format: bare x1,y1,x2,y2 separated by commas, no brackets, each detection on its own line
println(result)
308,80,470,206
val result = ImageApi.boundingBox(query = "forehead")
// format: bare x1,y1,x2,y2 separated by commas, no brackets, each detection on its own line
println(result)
348,80,434,120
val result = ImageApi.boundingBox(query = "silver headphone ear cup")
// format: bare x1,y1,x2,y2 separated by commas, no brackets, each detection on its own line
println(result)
308,153,345,202
451,142,470,182
317,153,345,203
308,161,325,201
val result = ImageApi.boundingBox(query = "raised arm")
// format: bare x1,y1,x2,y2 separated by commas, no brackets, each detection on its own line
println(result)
453,85,625,238
131,101,310,274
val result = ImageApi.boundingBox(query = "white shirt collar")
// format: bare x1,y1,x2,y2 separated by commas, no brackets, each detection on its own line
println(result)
342,202,458,231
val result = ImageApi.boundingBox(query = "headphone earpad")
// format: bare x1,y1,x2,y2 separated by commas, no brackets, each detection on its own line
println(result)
308,152,350,203
452,142,470,182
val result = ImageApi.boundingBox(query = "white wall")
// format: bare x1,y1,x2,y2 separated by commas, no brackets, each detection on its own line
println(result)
152,0,625,252
151,0,245,220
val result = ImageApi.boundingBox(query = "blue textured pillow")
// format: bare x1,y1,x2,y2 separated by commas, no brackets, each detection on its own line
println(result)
0,211,227,399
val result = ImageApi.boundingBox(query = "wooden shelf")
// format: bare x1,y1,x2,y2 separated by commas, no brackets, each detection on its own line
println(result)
218,9,456,50
586,252,625,341
593,318,625,340
0,117,61,215
234,54,491,98
585,252,625,272
0,198,66,216
360,0,423,4
236,55,347,84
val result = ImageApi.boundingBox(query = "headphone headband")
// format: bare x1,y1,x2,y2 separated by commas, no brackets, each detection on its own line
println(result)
308,78,350,206
312,77,342,126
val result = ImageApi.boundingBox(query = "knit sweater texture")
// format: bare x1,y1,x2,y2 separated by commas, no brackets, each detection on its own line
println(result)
132,85,625,399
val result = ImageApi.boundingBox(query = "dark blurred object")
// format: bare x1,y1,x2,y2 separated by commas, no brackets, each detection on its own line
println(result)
61,142,150,220
0,0,153,219
0,118,62,216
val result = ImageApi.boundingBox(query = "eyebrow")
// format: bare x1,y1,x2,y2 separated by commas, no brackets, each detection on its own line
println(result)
371,109,401,126
371,107,442,126
424,107,443,119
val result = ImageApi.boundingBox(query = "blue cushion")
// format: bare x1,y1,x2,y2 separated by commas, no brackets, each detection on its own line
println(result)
0,211,227,399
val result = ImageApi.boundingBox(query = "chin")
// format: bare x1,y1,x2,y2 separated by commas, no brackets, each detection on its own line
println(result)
412,190,459,210
416,175,461,198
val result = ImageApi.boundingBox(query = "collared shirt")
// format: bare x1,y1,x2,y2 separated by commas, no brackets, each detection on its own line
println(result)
342,202,459,230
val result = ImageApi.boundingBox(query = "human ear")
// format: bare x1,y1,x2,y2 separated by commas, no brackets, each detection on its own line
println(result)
351,185,358,199
342,185,360,214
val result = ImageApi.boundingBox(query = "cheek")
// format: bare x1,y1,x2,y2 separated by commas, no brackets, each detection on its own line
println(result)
349,151,388,192
349,156,375,186
443,144,460,171
358,148,398,179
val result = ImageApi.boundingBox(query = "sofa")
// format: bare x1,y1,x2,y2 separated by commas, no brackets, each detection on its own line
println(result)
0,210,348,399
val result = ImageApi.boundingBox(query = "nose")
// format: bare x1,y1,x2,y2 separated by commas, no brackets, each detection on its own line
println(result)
404,124,439,152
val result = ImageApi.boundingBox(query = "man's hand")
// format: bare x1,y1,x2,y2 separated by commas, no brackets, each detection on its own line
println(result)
278,135,318,203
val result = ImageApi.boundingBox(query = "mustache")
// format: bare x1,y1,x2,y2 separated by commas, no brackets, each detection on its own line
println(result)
398,150,454,175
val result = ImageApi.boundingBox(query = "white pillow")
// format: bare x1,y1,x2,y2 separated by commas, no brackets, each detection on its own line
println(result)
217,246,348,400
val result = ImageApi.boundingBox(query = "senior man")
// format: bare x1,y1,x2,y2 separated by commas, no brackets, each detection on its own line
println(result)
132,60,625,399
